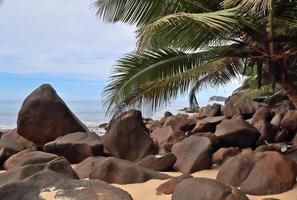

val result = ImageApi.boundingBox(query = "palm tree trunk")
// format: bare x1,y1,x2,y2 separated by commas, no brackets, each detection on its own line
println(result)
268,0,276,92
280,60,297,108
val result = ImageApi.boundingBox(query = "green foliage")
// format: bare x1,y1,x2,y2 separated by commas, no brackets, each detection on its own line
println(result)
93,0,297,114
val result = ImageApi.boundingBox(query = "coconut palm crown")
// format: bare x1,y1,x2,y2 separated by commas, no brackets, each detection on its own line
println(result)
93,0,297,115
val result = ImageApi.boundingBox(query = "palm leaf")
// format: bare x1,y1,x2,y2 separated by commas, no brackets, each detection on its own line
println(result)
92,0,217,26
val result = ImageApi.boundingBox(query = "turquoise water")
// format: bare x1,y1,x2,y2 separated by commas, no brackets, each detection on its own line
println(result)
0,99,207,132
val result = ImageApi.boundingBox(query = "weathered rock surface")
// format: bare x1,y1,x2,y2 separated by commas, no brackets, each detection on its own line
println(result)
0,157,78,187
215,119,260,148
0,169,132,200
151,126,186,154
44,132,104,163
217,151,297,195
192,116,225,133
17,84,88,146
224,93,261,118
172,136,212,174
76,157,170,184
280,110,297,132
201,103,223,117
3,149,58,170
146,120,162,132
136,153,176,171
212,147,240,165
0,128,33,164
172,178,249,200
164,115,195,132
251,107,271,125
103,110,157,162
156,174,193,195
253,120,275,145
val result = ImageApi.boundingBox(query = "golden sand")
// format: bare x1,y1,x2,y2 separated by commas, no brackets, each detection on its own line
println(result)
113,168,297,200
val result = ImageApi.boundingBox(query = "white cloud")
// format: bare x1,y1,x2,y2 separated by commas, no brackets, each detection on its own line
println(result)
0,0,136,80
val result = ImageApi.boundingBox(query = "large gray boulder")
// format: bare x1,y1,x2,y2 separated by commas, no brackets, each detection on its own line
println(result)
103,110,157,162
17,84,88,146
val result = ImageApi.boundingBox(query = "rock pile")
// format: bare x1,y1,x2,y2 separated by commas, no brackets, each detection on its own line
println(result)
0,84,297,199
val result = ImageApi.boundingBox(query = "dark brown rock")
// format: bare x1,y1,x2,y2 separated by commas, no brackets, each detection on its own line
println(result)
270,112,285,127
73,157,106,179
192,116,225,133
146,120,162,132
274,129,294,143
0,128,33,164
280,110,297,132
156,174,192,195
254,143,285,153
88,157,170,184
103,110,157,162
201,103,223,117
44,132,104,164
217,151,255,187
3,149,58,170
0,157,79,188
224,93,261,118
151,126,186,154
251,107,271,125
0,166,132,200
17,84,88,146
215,118,260,148
253,120,275,145
217,151,297,195
172,136,212,174
136,153,176,171
164,115,195,132
172,178,249,200
212,147,240,165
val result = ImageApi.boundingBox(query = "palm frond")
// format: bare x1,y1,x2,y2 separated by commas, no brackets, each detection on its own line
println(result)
137,8,245,51
92,0,217,26
105,54,241,115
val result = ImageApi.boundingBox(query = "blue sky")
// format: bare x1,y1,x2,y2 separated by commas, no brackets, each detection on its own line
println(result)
0,0,240,103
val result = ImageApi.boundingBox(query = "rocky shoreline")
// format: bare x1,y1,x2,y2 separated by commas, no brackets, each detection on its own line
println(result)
0,84,296,200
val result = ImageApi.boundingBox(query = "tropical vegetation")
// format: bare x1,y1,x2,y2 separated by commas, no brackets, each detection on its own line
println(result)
93,0,297,115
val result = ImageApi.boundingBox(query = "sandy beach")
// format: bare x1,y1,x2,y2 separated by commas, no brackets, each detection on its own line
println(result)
113,168,297,200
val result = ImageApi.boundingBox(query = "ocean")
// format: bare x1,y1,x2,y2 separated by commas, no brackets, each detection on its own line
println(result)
0,99,213,133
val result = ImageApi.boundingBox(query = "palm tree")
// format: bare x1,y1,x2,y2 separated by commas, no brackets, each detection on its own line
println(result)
93,0,297,115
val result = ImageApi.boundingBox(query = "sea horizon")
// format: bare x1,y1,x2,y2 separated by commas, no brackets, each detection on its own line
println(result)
0,99,220,132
